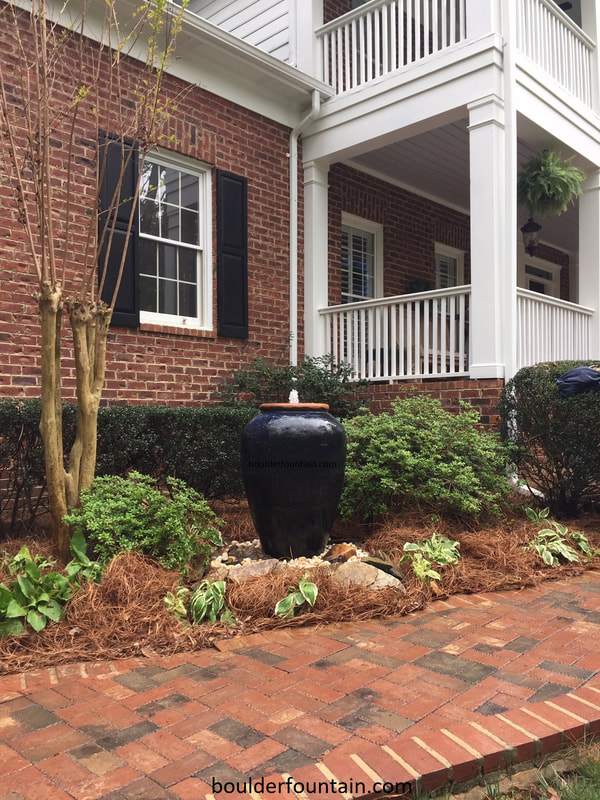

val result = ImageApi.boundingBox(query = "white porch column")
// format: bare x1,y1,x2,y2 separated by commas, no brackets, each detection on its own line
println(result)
468,95,517,379
578,170,600,355
303,160,329,358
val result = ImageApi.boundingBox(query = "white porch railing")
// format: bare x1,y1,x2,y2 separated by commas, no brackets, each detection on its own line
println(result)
516,289,594,371
518,0,596,107
319,285,470,381
316,0,467,95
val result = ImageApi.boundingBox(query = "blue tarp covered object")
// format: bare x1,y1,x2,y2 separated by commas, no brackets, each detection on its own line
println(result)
556,366,600,398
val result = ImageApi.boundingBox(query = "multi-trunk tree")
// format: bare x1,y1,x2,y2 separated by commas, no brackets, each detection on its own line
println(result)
0,0,188,558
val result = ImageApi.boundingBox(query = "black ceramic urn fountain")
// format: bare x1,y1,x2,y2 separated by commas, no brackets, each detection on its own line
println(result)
240,402,346,559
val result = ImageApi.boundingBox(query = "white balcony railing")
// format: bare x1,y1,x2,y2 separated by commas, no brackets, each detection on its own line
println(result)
516,0,596,107
316,0,596,108
516,289,594,371
316,0,467,95
320,285,470,381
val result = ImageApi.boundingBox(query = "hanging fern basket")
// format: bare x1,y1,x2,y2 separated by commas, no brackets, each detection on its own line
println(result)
517,150,585,218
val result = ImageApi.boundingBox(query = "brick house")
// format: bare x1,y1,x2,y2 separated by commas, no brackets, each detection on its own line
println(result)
2,0,599,424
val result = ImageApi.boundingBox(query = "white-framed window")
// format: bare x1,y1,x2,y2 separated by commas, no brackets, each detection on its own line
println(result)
138,150,212,329
435,243,464,289
341,213,383,303
518,251,561,298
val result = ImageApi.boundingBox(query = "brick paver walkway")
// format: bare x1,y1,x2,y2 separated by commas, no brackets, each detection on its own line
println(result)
1,572,600,799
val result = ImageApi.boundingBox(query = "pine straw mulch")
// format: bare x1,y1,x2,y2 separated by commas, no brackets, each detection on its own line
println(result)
0,506,599,676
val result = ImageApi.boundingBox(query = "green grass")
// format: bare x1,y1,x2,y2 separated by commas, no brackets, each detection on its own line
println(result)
482,744,600,799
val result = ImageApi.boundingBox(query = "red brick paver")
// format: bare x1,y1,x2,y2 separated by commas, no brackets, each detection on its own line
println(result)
1,571,599,799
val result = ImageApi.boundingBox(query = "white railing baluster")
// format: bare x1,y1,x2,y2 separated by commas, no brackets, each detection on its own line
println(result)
339,26,346,93
424,0,430,56
390,1,397,70
449,0,456,45
515,0,595,108
343,24,350,93
329,31,337,93
320,287,595,380
351,19,358,89
406,0,413,65
515,288,593,371
319,286,473,381
431,0,439,54
399,0,405,66
440,0,448,48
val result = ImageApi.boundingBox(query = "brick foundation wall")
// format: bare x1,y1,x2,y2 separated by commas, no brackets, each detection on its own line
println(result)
366,378,505,428
0,13,300,406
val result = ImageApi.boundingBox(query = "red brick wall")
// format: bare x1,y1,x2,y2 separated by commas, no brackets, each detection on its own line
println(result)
0,15,298,406
324,0,354,24
328,163,472,306
367,378,505,428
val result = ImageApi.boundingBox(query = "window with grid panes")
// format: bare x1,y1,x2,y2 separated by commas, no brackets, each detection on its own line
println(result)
342,225,376,303
138,154,210,327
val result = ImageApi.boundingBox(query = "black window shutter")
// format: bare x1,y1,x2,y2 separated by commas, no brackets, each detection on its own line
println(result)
217,170,248,338
98,132,139,327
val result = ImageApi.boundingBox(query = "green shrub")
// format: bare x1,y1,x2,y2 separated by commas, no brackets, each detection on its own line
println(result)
0,400,76,534
340,395,510,521
214,354,369,419
95,405,255,498
0,401,254,534
498,361,600,517
63,472,224,575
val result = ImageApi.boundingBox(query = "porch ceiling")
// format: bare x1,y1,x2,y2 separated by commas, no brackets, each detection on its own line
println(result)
347,118,580,254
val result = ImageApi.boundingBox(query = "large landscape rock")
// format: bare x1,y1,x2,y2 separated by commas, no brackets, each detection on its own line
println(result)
332,560,405,591
227,558,280,583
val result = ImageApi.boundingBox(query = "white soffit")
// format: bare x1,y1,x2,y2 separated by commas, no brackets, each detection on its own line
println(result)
348,118,580,252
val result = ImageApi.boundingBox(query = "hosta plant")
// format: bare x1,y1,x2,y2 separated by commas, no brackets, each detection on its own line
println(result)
0,530,103,636
525,507,593,567
189,580,236,626
275,575,318,619
164,580,236,626
400,533,461,583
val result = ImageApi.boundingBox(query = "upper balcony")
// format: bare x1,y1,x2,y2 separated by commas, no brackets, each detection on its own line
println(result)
315,0,597,111
176,1,598,123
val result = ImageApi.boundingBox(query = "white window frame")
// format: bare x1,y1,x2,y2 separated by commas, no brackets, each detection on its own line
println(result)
435,243,465,289
517,250,561,298
341,212,383,301
138,149,213,330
